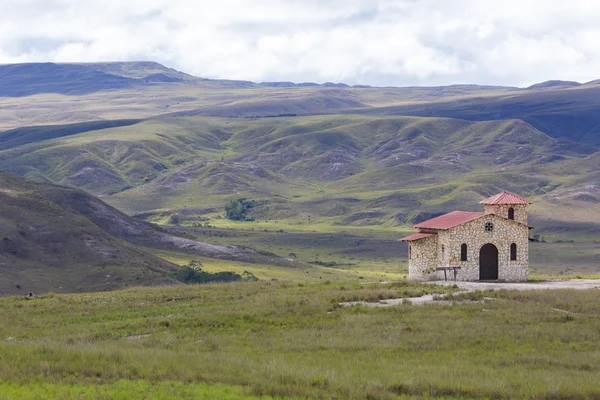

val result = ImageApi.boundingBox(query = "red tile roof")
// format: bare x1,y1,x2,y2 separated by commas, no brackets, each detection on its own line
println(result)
413,211,486,230
480,191,532,205
399,232,437,242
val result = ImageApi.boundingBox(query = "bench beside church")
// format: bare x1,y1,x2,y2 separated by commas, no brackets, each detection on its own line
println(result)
400,191,532,282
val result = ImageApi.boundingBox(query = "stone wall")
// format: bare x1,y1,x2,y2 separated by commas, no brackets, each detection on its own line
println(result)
436,214,529,282
484,204,528,225
407,214,529,282
408,234,438,281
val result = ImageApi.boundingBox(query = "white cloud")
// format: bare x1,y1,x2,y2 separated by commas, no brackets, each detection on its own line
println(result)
1,0,600,86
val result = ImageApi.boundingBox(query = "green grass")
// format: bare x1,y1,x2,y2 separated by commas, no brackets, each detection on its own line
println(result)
1,281,600,399
0,381,281,400
151,247,405,283
158,222,600,280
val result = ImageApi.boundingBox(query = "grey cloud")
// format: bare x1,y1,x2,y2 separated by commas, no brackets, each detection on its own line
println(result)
0,0,599,86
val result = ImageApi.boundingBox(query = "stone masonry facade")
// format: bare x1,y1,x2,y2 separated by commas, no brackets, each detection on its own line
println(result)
433,215,528,281
403,191,531,282
483,204,528,225
408,234,439,281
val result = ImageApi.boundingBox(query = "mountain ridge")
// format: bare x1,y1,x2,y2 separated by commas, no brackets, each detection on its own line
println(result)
2,61,579,97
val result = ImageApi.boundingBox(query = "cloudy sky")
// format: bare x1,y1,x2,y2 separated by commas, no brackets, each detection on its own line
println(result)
1,0,599,87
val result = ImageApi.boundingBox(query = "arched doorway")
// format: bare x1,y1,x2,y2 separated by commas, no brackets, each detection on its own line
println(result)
479,243,498,280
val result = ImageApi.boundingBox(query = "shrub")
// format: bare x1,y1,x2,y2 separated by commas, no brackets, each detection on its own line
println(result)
175,260,255,284
168,213,180,225
224,198,270,221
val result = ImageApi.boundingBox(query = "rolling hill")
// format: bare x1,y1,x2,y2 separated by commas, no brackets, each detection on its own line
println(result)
0,173,303,295
0,172,180,294
348,84,600,145
1,61,600,266
1,110,597,238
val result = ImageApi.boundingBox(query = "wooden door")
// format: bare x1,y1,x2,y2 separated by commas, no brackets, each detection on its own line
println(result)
479,243,499,280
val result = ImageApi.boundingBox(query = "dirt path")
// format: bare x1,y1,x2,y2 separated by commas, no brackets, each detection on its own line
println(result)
431,279,600,291
340,279,600,308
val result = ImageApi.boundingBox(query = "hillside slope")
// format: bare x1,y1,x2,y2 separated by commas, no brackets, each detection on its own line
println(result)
1,112,597,229
0,173,180,295
0,173,302,295
0,63,142,96
1,62,600,243
0,62,520,132
89,115,599,236
349,85,600,145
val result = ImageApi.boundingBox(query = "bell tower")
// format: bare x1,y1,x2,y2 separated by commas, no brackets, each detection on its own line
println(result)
479,191,532,225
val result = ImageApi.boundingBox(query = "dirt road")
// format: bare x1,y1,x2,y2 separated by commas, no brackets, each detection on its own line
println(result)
340,279,600,308
431,279,600,291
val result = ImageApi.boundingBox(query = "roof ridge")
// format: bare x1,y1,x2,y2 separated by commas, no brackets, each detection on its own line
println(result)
479,190,532,205
413,210,486,230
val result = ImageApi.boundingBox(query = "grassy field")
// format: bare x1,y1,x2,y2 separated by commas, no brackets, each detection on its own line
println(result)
159,221,600,279
1,281,600,399
0,381,279,400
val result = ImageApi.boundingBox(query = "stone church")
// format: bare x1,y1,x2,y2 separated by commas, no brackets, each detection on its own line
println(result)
400,191,531,282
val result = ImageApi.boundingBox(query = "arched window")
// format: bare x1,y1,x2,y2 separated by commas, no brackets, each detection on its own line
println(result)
461,243,468,261
508,207,515,220
510,243,517,261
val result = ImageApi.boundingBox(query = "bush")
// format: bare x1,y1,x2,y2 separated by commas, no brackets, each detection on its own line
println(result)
175,261,259,284
241,271,259,281
168,213,180,225
224,198,270,221
225,199,247,221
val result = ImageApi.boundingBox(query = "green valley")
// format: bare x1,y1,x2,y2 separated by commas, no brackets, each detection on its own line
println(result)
1,62,600,289
1,55,600,400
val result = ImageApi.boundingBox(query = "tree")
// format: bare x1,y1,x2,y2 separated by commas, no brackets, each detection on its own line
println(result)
225,198,248,221
224,198,269,221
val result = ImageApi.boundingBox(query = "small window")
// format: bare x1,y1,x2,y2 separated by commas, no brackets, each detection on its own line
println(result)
484,222,494,232
461,243,467,261
510,243,517,260
508,208,515,220
441,244,445,253
409,244,411,260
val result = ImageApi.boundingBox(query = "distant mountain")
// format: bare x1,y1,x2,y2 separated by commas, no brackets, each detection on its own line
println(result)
0,63,139,96
79,61,196,81
164,89,368,118
1,61,598,99
526,80,581,90
0,61,523,98
0,61,203,97
258,81,350,88
348,84,600,144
